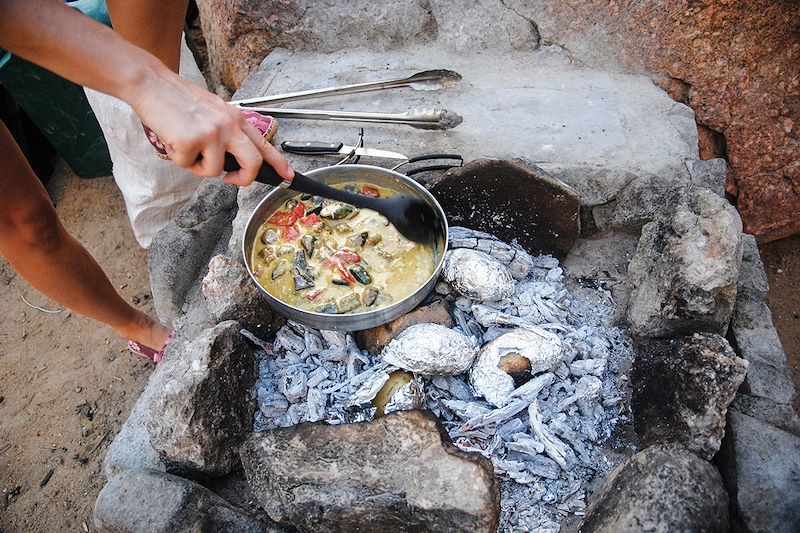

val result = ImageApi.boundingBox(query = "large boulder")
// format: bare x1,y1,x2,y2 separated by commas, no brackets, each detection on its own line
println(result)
149,180,238,324
240,410,500,532
580,444,729,532
94,468,278,533
631,333,747,459
202,254,284,338
627,188,743,337
147,321,256,476
528,1,800,242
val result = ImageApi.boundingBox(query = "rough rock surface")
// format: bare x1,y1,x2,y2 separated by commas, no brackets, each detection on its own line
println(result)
731,275,797,406
429,159,581,259
202,254,284,338
195,0,436,91
356,300,453,356
527,1,800,242
235,47,697,204
631,333,747,459
627,188,743,337
240,410,500,533
580,444,729,532
719,410,800,533
94,468,276,533
147,321,256,476
149,180,238,324
591,172,689,232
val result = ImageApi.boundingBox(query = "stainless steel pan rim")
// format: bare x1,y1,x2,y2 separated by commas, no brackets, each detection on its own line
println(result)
242,164,449,331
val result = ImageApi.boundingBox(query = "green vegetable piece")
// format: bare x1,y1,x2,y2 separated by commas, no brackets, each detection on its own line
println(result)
301,235,316,257
271,260,288,279
284,198,298,209
349,265,372,285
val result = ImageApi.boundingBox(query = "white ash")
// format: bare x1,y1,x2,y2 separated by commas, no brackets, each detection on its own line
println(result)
248,227,633,532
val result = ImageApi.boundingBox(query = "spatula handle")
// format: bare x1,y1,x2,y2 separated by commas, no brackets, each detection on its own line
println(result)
222,153,380,211
223,153,285,187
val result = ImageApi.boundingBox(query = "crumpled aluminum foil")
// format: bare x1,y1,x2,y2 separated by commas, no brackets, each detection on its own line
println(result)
381,323,477,376
383,379,425,416
442,248,515,302
470,327,564,407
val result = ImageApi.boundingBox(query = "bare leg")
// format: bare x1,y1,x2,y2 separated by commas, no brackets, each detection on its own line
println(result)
0,121,171,351
106,0,190,72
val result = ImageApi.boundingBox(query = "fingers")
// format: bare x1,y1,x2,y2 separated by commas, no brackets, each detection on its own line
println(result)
222,121,294,187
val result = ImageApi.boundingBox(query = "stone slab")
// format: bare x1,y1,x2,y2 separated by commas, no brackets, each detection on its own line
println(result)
235,47,697,207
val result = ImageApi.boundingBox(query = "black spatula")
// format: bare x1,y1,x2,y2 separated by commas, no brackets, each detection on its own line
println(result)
224,154,441,244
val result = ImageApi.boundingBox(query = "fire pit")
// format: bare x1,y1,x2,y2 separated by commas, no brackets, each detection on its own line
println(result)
91,31,799,530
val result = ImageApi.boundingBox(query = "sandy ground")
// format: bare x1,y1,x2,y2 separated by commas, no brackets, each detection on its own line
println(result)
0,161,798,532
0,162,155,532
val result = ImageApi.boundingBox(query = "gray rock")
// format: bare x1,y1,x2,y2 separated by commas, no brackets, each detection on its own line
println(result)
591,172,690,232
431,0,540,52
428,159,581,259
632,333,748,459
719,410,800,533
94,468,274,533
240,410,500,532
103,376,165,480
147,321,256,476
202,254,284,338
580,443,729,532
627,188,743,337
196,0,436,90
687,158,728,197
737,233,769,299
731,295,797,405
149,180,238,324
730,393,800,438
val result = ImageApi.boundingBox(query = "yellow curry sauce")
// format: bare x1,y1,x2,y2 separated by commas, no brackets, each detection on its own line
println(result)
250,182,435,314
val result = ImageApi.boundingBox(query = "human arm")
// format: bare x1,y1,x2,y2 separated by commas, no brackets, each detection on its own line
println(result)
0,0,292,184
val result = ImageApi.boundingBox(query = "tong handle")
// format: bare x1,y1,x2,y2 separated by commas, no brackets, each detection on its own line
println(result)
281,141,345,155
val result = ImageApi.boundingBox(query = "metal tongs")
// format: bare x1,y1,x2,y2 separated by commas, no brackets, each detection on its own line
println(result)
230,70,463,130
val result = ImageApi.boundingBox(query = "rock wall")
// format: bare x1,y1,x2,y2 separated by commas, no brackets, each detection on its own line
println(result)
195,0,799,242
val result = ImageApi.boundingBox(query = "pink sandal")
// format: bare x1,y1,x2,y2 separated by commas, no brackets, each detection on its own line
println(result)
128,331,174,364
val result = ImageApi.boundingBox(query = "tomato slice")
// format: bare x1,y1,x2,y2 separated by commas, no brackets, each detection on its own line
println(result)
336,262,356,283
293,203,306,218
305,288,325,301
268,210,298,226
362,185,380,197
300,213,321,227
334,249,361,264
322,259,336,269
282,224,300,241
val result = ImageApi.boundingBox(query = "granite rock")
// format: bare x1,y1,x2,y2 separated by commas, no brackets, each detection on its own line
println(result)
632,333,747,459
580,443,729,532
240,410,499,533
